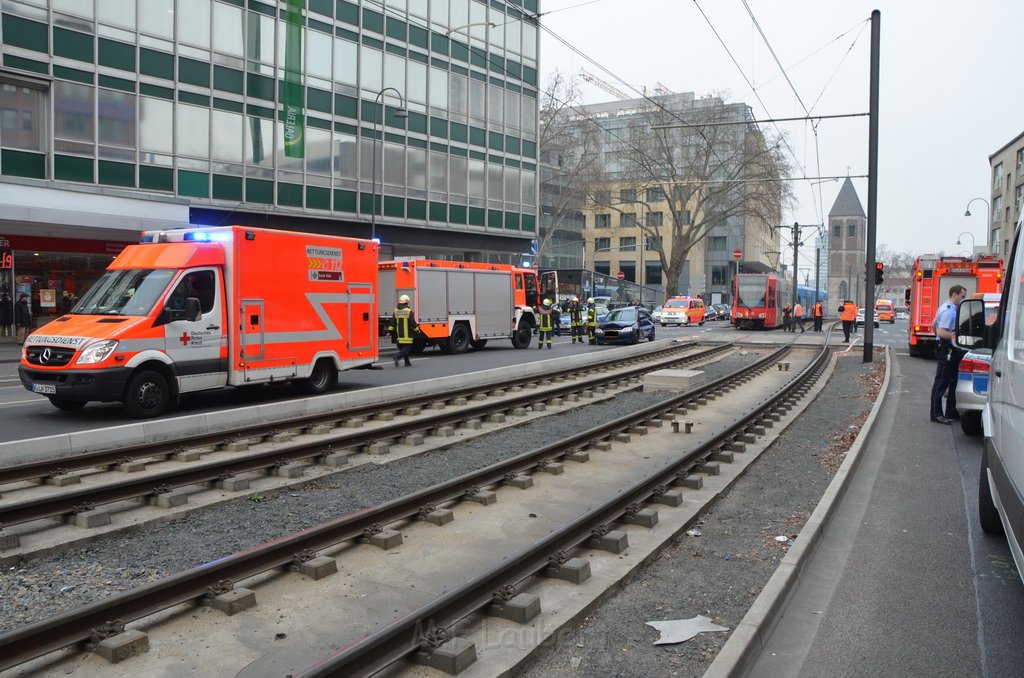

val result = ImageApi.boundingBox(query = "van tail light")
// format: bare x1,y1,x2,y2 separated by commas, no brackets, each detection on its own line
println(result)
959,358,990,375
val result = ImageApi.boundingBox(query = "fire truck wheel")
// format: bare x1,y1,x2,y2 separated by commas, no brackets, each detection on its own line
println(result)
300,359,338,395
124,369,171,418
446,324,471,354
48,398,87,411
469,339,488,350
511,322,532,349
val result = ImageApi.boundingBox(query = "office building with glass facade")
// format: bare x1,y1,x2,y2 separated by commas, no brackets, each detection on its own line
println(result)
0,0,540,326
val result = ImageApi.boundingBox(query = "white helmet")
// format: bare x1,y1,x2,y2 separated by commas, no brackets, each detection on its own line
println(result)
398,294,410,303
543,298,552,306
587,297,595,304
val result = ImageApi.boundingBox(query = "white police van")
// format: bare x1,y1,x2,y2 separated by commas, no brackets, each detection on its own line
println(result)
958,213,1024,583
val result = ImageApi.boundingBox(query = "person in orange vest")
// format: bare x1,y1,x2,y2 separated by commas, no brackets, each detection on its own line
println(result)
793,301,806,333
812,300,824,332
837,299,857,342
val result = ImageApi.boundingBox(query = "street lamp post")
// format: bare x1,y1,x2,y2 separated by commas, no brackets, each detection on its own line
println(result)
370,88,408,243
964,197,990,252
956,231,976,255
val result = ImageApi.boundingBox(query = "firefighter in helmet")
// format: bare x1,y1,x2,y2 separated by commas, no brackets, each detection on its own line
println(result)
537,298,557,350
568,296,584,344
386,294,421,366
586,297,598,345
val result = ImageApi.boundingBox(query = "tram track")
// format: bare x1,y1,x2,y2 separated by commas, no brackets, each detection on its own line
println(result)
0,341,736,562
0,335,828,675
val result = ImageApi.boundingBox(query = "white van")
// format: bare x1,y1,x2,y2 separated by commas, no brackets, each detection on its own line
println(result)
957,214,1024,583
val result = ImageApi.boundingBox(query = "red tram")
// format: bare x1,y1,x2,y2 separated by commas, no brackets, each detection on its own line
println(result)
731,272,792,330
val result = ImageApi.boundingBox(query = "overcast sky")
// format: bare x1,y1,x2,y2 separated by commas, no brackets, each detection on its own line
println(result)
538,0,1023,274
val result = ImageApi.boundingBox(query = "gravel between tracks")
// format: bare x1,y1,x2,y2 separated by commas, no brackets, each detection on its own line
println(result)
1,347,880,678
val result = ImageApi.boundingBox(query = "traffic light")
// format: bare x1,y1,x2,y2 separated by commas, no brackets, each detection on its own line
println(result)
875,262,884,285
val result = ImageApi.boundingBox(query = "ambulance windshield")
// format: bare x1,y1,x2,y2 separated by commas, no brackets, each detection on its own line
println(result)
75,268,176,316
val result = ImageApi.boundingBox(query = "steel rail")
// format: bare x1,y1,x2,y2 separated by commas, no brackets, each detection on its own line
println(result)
0,344,732,528
0,341,714,487
298,336,833,677
0,342,793,671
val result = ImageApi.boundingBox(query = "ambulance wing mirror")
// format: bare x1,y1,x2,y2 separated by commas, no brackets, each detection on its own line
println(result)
954,299,988,351
185,297,202,322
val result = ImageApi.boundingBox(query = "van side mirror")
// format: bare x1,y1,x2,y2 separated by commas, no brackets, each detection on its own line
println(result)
955,299,987,350
185,297,202,322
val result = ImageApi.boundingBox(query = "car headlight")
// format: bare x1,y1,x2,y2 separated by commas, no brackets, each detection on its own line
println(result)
76,339,119,365
622,325,635,333
595,328,605,336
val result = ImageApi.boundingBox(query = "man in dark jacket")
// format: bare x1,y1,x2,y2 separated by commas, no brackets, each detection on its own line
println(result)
537,298,557,349
386,294,421,366
14,293,31,344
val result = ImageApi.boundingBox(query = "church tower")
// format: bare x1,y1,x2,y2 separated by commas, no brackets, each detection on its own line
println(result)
826,178,867,308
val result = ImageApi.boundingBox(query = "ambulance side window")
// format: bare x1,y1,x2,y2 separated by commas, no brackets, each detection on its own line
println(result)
169,270,216,316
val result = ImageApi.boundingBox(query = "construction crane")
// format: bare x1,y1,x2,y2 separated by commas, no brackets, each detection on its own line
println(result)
579,68,630,101
653,81,674,96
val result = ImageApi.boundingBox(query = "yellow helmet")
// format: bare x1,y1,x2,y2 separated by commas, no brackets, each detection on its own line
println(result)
587,297,595,304
398,294,410,303
543,298,552,306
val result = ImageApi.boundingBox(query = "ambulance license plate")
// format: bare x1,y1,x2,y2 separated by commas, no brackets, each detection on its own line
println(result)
32,384,56,395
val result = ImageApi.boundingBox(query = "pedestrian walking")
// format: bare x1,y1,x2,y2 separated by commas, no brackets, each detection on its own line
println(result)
537,298,557,349
14,292,31,344
837,300,857,342
586,297,598,345
929,285,968,424
0,291,12,337
568,296,584,344
386,294,421,367
793,302,806,333
782,304,793,332
812,301,824,332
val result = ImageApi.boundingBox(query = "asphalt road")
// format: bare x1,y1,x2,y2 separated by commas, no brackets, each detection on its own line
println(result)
0,319,910,443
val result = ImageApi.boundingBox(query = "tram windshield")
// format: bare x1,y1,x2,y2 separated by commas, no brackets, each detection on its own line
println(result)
737,278,767,308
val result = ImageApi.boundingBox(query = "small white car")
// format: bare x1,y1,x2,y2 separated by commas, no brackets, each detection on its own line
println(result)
855,307,879,328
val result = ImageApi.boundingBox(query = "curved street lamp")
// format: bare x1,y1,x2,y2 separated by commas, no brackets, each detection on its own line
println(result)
370,88,408,243
963,197,990,218
956,231,976,250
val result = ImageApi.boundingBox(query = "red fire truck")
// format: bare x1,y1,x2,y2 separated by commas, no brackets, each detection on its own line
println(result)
906,254,1003,356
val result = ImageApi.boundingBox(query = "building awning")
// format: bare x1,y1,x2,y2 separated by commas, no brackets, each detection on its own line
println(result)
0,180,189,241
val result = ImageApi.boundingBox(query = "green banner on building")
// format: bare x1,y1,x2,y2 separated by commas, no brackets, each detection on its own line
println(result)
283,0,305,158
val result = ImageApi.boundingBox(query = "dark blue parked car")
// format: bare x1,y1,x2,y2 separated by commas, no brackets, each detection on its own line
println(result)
595,306,656,345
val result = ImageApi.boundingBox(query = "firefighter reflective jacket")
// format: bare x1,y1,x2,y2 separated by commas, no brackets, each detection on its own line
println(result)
387,304,419,344
538,306,556,332
586,305,598,326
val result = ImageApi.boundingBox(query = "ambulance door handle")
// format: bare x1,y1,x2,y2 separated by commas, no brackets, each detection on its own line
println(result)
207,325,220,330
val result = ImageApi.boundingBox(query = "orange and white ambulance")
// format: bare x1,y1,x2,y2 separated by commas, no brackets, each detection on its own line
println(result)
19,226,378,417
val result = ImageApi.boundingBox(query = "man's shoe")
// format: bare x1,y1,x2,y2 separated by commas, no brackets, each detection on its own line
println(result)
931,416,952,424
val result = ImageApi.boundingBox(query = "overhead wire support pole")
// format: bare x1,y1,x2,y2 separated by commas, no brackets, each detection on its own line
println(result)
863,10,880,363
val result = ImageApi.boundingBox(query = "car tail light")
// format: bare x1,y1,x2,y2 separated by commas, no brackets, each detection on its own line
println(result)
959,357,990,375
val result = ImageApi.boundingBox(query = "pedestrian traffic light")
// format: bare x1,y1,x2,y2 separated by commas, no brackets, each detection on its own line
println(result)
875,262,884,285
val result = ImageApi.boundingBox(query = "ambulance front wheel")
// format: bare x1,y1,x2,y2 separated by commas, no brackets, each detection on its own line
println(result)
124,369,171,418
49,397,87,411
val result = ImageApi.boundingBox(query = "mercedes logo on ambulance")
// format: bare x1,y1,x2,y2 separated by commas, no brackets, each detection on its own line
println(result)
39,348,52,365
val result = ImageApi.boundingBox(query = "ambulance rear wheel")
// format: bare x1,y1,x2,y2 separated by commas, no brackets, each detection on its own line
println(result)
49,398,87,411
446,324,470,354
124,369,171,418
300,359,338,395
